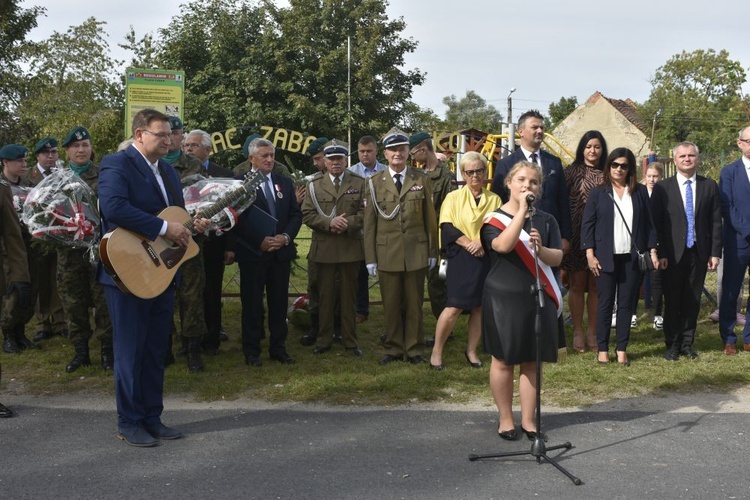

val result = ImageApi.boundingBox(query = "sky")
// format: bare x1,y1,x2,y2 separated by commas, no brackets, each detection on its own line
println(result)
21,0,750,122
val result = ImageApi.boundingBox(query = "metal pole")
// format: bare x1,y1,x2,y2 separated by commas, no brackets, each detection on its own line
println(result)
507,88,516,155
347,36,352,167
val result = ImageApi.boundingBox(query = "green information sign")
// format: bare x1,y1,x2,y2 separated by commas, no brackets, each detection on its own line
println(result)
124,67,185,138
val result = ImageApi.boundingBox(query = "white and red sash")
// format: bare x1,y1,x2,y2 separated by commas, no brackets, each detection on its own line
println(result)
484,212,563,317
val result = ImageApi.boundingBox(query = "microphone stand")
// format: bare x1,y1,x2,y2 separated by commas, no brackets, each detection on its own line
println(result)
469,202,581,485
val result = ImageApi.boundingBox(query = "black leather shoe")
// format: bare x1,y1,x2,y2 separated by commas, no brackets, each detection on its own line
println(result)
270,352,295,364
101,346,114,371
521,426,547,442
464,351,483,368
313,346,330,355
219,330,229,342
498,428,518,440
430,363,444,371
408,355,428,364
349,347,363,357
664,347,680,361
3,338,20,354
0,402,13,418
33,330,55,342
245,356,262,367
379,354,402,365
300,334,317,347
58,329,69,339
379,333,388,345
15,335,38,350
680,346,699,359
66,349,91,373
425,337,435,347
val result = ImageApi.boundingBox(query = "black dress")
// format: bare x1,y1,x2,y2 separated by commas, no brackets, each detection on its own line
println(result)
442,223,490,310
481,209,561,364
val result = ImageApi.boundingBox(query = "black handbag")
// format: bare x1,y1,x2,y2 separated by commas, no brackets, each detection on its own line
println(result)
608,193,654,272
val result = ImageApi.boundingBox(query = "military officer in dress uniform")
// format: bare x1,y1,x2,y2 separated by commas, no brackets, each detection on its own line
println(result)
58,127,114,372
0,170,32,418
364,128,438,365
302,140,365,355
26,138,67,341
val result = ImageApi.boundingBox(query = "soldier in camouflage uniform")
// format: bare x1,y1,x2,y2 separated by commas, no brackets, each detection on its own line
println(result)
0,145,35,354
162,116,206,372
0,163,32,418
57,127,113,372
408,132,456,342
26,137,67,341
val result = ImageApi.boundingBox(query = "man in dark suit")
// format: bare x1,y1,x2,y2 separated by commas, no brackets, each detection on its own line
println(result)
226,138,302,367
183,129,234,354
719,126,750,355
652,142,722,360
97,109,210,447
491,109,572,249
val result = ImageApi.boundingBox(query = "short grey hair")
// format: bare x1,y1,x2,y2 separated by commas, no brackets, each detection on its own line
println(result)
673,141,700,157
739,126,750,139
247,138,274,157
186,129,212,148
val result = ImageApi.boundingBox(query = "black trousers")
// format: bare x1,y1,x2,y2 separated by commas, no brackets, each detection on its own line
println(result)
595,254,641,352
201,235,227,349
662,247,707,350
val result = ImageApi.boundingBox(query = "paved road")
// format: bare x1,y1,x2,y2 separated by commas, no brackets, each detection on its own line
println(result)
1,392,749,499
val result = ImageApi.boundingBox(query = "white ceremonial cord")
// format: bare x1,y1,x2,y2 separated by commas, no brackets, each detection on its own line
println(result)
367,177,400,220
307,181,337,219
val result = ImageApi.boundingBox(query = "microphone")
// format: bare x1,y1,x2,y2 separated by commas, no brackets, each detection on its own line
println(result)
525,193,536,205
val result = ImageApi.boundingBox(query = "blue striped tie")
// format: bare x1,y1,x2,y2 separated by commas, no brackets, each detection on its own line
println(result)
685,179,694,248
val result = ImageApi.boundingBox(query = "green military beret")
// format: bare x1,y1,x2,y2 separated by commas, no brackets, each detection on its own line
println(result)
0,144,28,160
305,136,329,157
62,126,91,147
242,134,262,157
168,115,184,130
33,137,58,154
409,131,431,149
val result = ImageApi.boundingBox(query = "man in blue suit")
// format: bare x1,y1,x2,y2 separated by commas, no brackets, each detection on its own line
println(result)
97,109,210,447
226,138,302,367
719,126,750,355
491,109,572,249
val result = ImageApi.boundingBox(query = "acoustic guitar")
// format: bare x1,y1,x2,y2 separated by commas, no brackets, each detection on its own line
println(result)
100,171,263,299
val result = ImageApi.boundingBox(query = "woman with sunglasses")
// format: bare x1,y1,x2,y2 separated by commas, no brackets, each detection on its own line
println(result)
429,152,501,370
581,148,658,366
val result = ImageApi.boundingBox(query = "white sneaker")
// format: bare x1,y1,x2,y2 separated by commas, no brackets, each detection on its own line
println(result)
653,315,664,330
631,315,637,328
611,312,617,328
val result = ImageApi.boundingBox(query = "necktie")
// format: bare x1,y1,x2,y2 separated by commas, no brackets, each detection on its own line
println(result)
530,153,538,164
42,169,49,177
394,173,402,192
685,179,694,248
264,177,277,218
333,176,340,193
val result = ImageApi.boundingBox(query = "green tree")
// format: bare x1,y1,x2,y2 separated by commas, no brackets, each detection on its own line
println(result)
641,49,750,157
547,96,578,130
442,90,502,133
0,0,43,144
399,101,443,132
18,17,124,157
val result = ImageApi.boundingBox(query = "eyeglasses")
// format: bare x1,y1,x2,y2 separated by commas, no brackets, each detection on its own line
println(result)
39,149,59,155
610,161,630,170
142,130,172,141
409,148,426,156
463,168,486,177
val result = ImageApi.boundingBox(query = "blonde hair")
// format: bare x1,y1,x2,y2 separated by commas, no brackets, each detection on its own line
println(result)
505,160,544,195
459,151,488,171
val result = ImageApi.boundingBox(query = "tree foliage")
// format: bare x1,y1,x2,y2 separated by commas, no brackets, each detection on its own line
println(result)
442,90,502,133
640,49,750,157
19,17,124,159
0,0,43,144
547,96,578,130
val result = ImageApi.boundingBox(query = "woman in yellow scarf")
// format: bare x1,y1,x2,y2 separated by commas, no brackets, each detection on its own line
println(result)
429,152,501,370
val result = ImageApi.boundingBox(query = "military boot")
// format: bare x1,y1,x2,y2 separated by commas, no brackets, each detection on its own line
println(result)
13,325,38,351
187,339,204,373
300,314,319,346
176,337,189,357
66,341,91,373
3,328,21,354
101,342,114,371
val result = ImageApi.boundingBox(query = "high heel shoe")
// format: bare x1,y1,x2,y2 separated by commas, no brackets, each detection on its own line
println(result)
498,427,518,440
520,426,547,442
465,351,482,368
430,362,444,371
616,351,630,367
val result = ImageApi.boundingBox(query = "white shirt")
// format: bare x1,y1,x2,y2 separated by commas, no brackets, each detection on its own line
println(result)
520,146,541,165
388,166,406,186
328,171,344,186
742,156,750,184
612,188,633,254
134,147,169,236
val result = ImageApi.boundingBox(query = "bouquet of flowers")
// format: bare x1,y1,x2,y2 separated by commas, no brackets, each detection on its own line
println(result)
289,169,317,188
8,184,31,220
183,177,257,234
22,168,100,249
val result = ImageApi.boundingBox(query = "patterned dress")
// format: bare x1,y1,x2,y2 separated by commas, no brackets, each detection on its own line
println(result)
562,162,603,271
